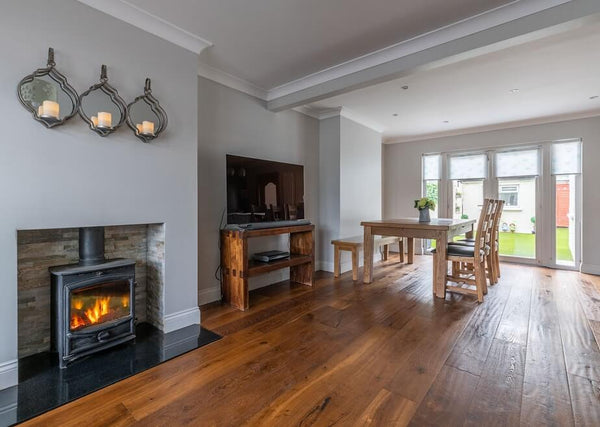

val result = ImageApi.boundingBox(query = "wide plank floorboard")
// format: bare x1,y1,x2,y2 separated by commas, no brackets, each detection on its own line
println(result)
20,257,600,426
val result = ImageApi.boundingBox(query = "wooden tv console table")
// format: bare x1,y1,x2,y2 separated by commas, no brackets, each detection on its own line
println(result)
220,224,315,311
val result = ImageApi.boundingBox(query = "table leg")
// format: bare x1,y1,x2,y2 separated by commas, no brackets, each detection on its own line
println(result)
351,247,358,281
363,226,374,283
434,232,447,298
399,238,405,263
382,244,389,261
333,245,340,278
407,238,414,264
466,225,474,239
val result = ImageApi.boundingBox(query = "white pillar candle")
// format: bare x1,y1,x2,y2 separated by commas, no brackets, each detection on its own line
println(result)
136,124,143,133
42,100,59,118
37,105,43,117
141,121,154,135
97,112,112,128
91,116,98,127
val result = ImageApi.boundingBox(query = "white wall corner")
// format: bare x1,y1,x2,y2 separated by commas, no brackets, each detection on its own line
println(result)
198,286,222,306
339,108,385,133
581,263,600,276
318,260,335,273
0,359,18,391
198,61,269,100
163,307,201,333
76,0,213,54
292,106,322,119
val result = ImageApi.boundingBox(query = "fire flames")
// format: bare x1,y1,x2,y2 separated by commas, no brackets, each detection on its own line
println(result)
70,295,129,331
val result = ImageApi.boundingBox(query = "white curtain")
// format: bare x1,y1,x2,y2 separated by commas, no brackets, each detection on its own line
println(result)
495,149,539,178
552,140,582,175
422,154,440,180
448,154,487,180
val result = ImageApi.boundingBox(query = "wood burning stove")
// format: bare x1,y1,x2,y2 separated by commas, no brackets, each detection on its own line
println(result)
50,227,136,368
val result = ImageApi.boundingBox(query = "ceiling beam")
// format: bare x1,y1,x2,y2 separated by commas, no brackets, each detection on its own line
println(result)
267,0,600,111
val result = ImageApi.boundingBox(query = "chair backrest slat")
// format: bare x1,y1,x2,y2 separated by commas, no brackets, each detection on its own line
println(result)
474,198,500,260
474,199,491,258
492,199,505,245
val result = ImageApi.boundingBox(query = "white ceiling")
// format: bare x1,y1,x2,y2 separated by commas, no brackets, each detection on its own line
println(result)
306,18,600,142
123,0,514,89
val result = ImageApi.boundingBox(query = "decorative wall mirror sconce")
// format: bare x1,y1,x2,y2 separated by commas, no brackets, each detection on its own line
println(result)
17,48,80,128
126,78,168,143
78,65,127,137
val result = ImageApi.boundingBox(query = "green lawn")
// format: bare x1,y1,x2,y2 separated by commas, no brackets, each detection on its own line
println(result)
498,228,573,261
428,228,573,261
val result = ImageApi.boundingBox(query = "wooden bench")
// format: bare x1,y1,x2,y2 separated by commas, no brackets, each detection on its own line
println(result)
331,236,404,280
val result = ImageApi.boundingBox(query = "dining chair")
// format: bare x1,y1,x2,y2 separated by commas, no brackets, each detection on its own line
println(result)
432,199,494,302
492,199,505,282
449,199,504,285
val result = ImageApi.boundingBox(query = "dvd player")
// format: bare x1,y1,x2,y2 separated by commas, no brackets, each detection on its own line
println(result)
253,251,290,263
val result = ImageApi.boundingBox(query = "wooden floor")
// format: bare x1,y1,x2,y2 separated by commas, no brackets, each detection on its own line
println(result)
22,256,600,426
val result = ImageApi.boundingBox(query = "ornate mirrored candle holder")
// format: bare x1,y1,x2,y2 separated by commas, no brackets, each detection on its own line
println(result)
78,65,127,137
126,78,167,143
17,48,79,128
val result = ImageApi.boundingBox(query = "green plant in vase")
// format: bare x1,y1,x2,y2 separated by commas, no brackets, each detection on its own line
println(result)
414,197,436,222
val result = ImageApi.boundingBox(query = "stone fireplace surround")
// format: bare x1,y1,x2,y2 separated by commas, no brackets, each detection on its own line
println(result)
17,224,165,358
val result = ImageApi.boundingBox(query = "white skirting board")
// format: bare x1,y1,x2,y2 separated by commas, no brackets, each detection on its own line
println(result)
0,359,18,390
163,307,201,333
318,253,382,273
0,384,17,426
198,287,222,306
581,264,600,275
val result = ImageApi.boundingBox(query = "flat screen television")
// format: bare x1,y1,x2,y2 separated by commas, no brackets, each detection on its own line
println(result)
226,155,304,224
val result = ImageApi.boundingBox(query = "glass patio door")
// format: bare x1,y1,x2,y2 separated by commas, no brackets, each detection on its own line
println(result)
494,148,540,261
448,153,488,233
422,154,441,251
550,141,582,268
420,141,581,270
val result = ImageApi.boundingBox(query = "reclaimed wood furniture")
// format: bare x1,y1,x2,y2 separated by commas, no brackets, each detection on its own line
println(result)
434,199,497,302
361,218,475,298
449,199,505,285
220,224,314,310
492,200,505,282
331,235,403,281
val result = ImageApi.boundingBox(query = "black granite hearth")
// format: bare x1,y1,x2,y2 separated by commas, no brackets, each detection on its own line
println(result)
0,323,221,426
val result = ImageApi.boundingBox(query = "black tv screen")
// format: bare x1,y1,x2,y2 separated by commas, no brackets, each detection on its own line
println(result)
226,155,304,224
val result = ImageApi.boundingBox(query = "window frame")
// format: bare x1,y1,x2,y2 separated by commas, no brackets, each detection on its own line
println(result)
499,184,520,209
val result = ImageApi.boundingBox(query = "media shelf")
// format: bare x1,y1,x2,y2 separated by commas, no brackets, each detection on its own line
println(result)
248,254,312,277
220,224,315,311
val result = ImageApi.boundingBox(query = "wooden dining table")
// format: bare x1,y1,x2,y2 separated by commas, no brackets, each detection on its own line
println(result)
361,218,476,298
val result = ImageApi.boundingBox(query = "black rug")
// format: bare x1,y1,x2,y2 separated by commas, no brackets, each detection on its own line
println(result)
0,323,221,426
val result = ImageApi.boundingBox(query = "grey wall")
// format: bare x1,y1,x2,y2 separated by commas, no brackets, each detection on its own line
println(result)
318,117,341,270
383,116,600,273
0,0,199,388
197,77,319,303
318,116,383,272
340,117,382,237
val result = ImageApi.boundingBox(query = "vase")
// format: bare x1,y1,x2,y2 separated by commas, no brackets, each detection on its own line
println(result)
418,208,430,223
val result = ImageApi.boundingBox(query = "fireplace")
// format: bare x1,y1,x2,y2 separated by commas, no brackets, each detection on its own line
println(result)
50,227,136,368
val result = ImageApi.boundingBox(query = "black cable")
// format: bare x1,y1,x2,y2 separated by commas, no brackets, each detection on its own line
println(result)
216,207,226,300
